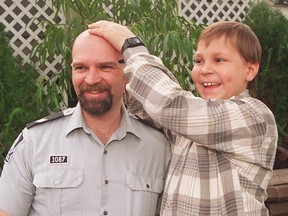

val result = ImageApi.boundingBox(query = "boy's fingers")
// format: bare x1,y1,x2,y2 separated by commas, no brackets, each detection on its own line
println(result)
87,21,136,52
88,20,109,29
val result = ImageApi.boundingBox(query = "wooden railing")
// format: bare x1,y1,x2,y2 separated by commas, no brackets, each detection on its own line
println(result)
266,168,288,215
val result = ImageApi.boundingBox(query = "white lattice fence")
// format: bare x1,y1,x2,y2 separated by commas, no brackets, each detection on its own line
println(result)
0,0,65,80
179,0,261,25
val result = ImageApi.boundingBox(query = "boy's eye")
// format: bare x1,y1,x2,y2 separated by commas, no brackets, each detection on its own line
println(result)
215,58,225,63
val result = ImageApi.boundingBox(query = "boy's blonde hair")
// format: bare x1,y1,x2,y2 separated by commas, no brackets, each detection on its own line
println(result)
197,21,262,64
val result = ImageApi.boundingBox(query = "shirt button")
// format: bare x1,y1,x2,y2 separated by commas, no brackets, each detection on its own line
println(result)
54,179,60,185
146,184,150,189
103,211,108,215
104,150,107,154
105,180,108,184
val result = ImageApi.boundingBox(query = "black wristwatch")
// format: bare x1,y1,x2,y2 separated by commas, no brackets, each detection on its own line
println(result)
121,37,144,53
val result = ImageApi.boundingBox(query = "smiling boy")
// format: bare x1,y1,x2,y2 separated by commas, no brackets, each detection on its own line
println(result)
89,20,278,215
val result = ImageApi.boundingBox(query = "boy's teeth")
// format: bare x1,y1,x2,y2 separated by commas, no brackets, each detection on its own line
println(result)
203,82,217,87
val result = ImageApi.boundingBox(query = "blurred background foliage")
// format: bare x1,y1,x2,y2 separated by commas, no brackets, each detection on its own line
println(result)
0,24,50,166
244,2,288,169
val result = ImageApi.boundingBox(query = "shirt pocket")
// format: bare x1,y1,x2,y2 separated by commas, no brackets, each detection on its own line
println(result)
126,172,164,193
125,172,164,216
33,168,83,216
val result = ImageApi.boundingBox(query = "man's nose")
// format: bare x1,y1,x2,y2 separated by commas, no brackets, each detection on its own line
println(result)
85,68,102,85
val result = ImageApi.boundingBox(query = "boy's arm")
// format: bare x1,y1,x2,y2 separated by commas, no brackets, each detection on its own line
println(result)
88,21,254,140
88,21,276,165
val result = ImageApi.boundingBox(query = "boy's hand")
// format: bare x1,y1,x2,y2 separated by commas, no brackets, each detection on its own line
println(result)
88,20,136,53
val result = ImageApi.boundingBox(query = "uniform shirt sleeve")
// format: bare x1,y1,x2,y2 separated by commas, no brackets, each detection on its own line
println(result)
0,128,34,216
123,47,277,167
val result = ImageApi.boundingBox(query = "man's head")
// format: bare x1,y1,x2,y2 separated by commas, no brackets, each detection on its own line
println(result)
71,30,127,116
192,21,261,99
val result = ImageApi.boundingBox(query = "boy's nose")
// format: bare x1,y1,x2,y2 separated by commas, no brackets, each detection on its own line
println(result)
200,62,214,74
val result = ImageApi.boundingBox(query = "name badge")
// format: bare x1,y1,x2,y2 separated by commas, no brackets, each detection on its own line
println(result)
49,155,68,164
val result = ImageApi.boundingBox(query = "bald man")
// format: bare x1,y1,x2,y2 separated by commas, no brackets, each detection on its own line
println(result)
0,30,171,216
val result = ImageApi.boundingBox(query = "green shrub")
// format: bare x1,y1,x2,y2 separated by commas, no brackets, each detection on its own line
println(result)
244,2,288,168
0,24,50,167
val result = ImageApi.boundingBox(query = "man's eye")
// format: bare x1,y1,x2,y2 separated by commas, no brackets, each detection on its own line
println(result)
74,66,86,71
102,65,112,69
193,59,202,64
101,65,114,72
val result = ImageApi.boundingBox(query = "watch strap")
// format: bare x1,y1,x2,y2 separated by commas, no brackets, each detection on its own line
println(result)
121,37,144,53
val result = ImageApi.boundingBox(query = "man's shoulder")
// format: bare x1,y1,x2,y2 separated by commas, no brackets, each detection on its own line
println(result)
26,108,75,129
127,113,164,134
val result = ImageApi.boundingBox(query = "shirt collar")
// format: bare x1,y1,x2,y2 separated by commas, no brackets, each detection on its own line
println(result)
65,102,84,136
116,107,141,139
65,103,140,139
231,89,251,100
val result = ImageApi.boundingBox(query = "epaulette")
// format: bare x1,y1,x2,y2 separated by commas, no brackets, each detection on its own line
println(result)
128,113,164,133
26,108,74,129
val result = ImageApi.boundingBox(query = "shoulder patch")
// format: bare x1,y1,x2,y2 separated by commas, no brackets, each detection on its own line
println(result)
129,113,164,133
26,108,74,129
5,132,24,163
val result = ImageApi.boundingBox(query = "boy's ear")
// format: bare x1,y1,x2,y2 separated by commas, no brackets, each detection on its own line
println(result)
246,62,259,81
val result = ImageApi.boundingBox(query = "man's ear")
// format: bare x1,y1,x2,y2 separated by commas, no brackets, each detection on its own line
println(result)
246,62,259,81
123,89,130,103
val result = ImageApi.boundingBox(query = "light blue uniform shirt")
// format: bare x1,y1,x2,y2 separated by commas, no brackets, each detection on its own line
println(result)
0,103,171,216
